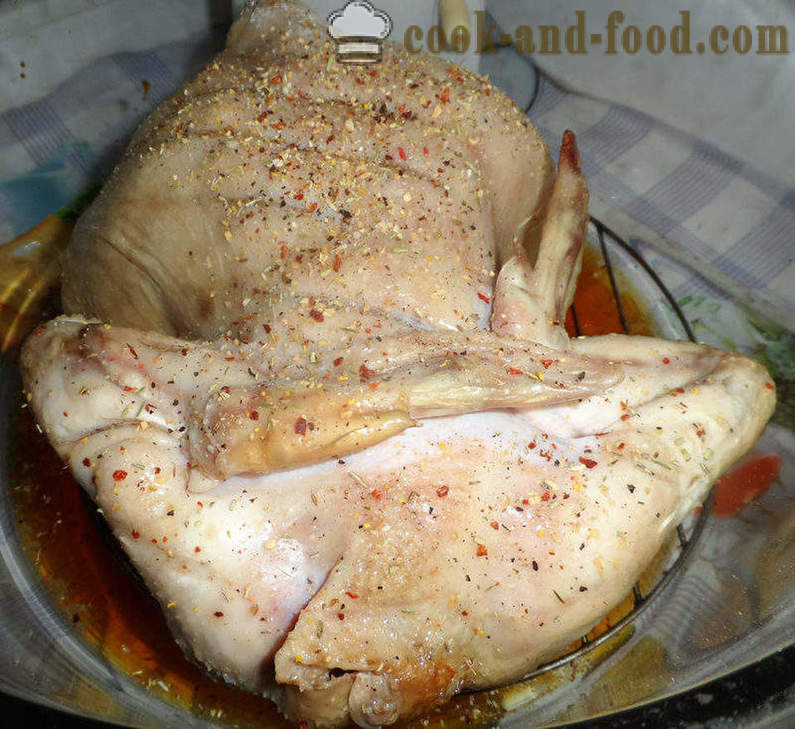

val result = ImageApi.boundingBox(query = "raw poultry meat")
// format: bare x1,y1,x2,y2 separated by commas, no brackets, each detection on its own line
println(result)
21,2,776,727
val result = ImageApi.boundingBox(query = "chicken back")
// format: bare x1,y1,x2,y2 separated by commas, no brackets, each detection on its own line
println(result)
21,2,775,727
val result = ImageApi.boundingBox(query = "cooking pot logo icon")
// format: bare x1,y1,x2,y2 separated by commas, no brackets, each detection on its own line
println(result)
327,1,393,64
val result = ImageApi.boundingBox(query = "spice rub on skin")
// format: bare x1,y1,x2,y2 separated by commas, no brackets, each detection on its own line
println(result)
22,315,774,727
21,2,776,728
61,0,554,345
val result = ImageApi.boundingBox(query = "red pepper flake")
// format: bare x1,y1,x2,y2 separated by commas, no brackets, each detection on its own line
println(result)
131,529,140,539
333,356,344,367
579,457,598,469
214,611,224,617
63,411,69,417
82,457,92,467
446,67,464,82
436,485,449,497
620,413,631,421
221,386,230,395
618,442,625,450
280,244,288,260
476,544,488,557
295,417,307,435
662,357,670,364
309,309,324,322
263,324,272,333
541,359,553,369
506,368,523,376
294,191,304,200
359,363,375,380
423,147,429,156
123,385,135,392
112,469,128,481
528,442,536,449
765,383,775,390
440,87,450,104
398,147,407,160
256,111,268,123
249,410,259,421
477,292,490,304
225,356,236,362
270,75,282,84
490,521,499,530
194,546,201,553
333,254,341,272
181,347,188,356
127,344,138,359
272,121,285,130
540,491,551,502
34,327,43,335
370,489,381,499
337,612,345,621
345,591,359,599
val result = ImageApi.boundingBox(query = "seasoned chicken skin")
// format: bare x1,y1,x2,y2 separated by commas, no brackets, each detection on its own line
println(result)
21,2,776,727
61,1,554,342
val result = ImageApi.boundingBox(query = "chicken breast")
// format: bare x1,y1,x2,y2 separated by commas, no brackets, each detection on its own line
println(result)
21,2,776,727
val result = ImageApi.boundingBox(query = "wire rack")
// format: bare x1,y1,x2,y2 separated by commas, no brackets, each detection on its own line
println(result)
519,217,707,681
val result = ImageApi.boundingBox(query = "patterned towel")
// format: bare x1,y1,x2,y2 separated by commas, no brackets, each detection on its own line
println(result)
528,75,794,321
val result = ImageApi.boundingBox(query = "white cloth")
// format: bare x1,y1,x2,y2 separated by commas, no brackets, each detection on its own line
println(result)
487,0,795,186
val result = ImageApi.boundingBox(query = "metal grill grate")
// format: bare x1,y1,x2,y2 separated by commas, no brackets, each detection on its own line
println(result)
519,217,707,681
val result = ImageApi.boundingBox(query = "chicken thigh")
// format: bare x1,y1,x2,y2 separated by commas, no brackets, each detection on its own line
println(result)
21,2,775,727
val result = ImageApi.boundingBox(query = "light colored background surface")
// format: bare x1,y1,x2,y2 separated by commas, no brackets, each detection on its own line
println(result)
488,0,795,187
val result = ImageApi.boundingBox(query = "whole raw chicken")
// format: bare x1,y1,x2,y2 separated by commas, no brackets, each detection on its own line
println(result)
21,2,775,727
